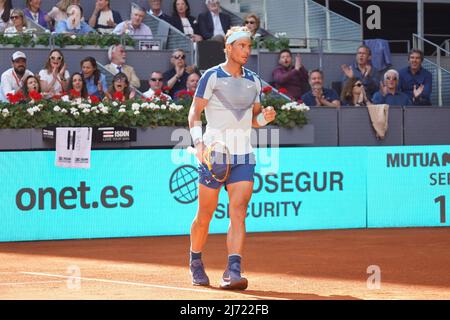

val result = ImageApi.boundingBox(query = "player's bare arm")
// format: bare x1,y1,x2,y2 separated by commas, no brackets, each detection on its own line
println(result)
188,97,208,161
252,102,277,128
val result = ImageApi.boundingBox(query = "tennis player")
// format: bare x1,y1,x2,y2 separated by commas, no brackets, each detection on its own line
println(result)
188,26,276,290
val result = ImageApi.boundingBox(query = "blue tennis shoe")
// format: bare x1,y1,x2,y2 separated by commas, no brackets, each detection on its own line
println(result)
190,259,210,286
219,261,248,290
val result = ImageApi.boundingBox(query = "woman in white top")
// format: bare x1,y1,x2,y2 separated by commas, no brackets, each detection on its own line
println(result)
88,0,122,34
39,49,70,96
0,0,13,32
4,9,31,36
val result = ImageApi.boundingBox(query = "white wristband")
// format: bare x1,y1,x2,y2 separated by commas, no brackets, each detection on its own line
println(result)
256,113,269,126
190,126,203,145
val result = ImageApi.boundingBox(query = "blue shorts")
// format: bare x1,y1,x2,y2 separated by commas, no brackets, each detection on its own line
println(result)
198,153,256,189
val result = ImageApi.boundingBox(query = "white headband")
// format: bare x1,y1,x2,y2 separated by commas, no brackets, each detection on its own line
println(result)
226,31,252,45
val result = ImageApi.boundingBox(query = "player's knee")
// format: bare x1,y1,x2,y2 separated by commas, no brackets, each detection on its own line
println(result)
198,202,217,215
230,214,246,226
195,211,213,227
229,201,248,214
229,203,248,222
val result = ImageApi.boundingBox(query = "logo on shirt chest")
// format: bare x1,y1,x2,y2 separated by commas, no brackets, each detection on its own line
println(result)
213,79,257,121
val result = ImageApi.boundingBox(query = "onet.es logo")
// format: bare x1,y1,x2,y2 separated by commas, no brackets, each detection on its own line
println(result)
169,165,198,204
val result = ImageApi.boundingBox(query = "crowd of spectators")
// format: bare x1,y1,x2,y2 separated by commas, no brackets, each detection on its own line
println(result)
0,44,436,108
0,0,267,52
270,46,433,107
0,47,200,104
0,0,436,108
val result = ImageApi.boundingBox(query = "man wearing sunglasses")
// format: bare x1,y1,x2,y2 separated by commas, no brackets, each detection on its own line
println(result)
372,69,411,106
0,51,34,102
163,48,195,97
143,71,172,100
197,0,231,42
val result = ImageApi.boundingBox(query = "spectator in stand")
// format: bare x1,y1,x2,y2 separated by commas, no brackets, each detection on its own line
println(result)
146,0,171,23
104,44,140,88
174,71,199,101
372,69,411,106
4,9,31,37
39,49,70,96
341,45,379,99
66,72,88,99
163,48,193,97
242,13,261,41
340,77,372,107
55,4,95,34
0,0,13,33
88,0,122,34
47,0,80,30
80,57,108,100
0,51,34,102
23,0,50,30
48,0,71,24
301,69,340,107
399,49,432,106
105,72,136,102
197,0,231,43
272,49,309,101
170,0,202,42
21,75,42,99
186,72,200,93
112,5,153,39
143,71,172,100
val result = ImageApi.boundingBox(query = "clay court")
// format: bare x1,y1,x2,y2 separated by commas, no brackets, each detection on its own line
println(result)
0,227,449,300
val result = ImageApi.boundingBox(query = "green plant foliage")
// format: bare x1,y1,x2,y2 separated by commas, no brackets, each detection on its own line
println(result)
0,33,137,49
0,92,308,129
252,35,290,52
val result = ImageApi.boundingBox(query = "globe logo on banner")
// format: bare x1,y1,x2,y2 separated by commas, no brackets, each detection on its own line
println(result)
169,165,198,204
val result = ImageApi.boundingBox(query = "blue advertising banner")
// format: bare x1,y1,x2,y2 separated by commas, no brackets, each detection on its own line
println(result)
0,147,367,242
367,146,450,228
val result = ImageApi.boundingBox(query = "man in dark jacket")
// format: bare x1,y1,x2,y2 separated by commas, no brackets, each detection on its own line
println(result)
146,0,171,23
197,0,231,42
272,50,309,100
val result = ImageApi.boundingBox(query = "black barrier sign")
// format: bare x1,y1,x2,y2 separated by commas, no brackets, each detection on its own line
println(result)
94,127,137,143
43,127,137,143
42,127,56,140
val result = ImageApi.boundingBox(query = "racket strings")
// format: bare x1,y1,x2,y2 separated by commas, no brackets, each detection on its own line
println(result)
204,144,231,183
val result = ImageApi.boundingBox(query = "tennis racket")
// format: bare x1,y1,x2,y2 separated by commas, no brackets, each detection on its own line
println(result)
187,141,231,183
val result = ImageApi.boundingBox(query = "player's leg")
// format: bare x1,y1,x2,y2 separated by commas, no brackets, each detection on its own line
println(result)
226,181,253,255
220,177,254,290
190,183,221,286
191,183,221,253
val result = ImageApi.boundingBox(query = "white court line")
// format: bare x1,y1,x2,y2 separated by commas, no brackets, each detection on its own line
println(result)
0,272,21,274
20,272,288,300
0,280,64,286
